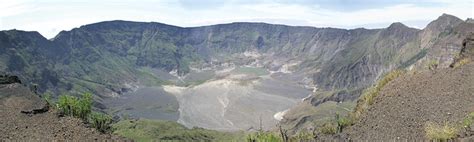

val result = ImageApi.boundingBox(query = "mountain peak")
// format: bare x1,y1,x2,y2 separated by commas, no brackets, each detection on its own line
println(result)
439,13,458,19
466,18,474,24
388,22,408,29
2,30,46,40
430,13,463,26
423,13,463,32
382,22,418,37
438,13,463,22
74,20,182,32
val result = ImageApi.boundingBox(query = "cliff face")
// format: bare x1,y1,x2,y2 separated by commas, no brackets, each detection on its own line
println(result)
66,23,417,87
415,14,473,69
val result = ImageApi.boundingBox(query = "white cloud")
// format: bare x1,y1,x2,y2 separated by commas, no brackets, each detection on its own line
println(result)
0,0,471,38
0,0,34,28
0,0,34,17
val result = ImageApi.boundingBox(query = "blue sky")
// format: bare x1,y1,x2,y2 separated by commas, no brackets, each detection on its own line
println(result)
0,0,472,38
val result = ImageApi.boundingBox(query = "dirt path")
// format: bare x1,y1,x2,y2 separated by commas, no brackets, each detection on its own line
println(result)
0,83,127,141
344,63,474,141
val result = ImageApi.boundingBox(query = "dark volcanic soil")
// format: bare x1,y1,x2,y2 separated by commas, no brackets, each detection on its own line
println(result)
344,63,474,141
0,83,127,141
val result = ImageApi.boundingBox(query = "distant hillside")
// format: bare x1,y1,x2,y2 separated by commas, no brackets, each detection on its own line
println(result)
1,14,469,96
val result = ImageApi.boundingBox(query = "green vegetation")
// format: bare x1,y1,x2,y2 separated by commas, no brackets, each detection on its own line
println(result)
291,130,314,141
54,93,113,133
232,67,269,76
463,112,474,128
423,112,474,140
424,122,458,141
280,99,355,138
400,49,428,69
427,60,439,70
318,113,352,135
112,117,343,142
320,122,337,135
246,131,281,142
452,58,470,69
57,93,93,120
5,19,466,141
113,119,245,142
240,103,354,141
2,20,435,111
336,113,352,133
43,93,53,106
89,112,113,133
351,70,405,121
136,68,170,86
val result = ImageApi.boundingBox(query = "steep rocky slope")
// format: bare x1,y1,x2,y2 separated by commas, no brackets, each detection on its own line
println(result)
344,62,474,140
309,34,474,141
0,75,126,141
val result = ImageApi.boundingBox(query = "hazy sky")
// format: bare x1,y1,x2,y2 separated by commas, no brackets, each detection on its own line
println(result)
1,0,472,38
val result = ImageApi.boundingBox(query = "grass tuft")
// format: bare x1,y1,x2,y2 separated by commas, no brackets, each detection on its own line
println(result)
56,93,113,133
427,60,439,70
42,93,53,107
320,122,337,135
425,122,458,141
336,114,352,132
452,58,470,69
246,131,281,142
57,93,92,120
89,112,113,133
291,130,314,141
463,112,474,128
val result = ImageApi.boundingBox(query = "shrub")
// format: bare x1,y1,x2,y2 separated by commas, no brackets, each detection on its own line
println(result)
428,60,439,70
246,131,281,142
320,122,337,135
363,87,378,105
425,122,458,141
89,112,113,133
336,114,352,133
292,130,314,141
57,95,77,116
463,112,474,128
57,93,92,120
452,58,470,68
77,93,93,119
56,93,113,133
43,93,53,106
377,70,404,90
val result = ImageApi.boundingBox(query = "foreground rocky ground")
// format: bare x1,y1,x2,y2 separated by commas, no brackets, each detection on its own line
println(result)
311,35,474,141
343,63,474,141
0,80,127,141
